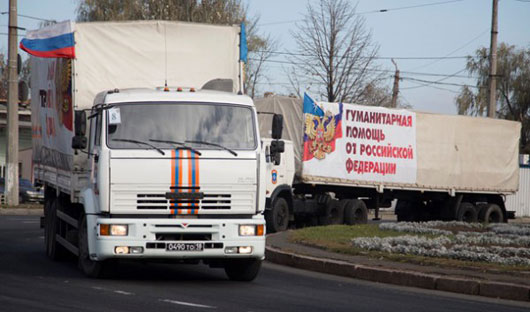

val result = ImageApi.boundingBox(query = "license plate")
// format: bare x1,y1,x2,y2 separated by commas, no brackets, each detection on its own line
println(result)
166,242,204,252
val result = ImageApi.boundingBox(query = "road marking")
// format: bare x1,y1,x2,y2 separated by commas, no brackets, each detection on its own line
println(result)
22,221,39,224
160,299,215,309
91,286,134,296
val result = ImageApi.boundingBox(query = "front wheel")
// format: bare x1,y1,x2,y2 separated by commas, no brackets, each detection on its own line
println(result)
265,197,289,233
224,259,262,281
78,215,106,278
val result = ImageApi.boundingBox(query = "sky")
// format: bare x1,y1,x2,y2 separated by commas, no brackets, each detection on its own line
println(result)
1,0,529,115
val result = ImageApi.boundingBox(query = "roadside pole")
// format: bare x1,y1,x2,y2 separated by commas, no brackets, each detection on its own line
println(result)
391,59,399,108
487,0,498,118
6,0,19,206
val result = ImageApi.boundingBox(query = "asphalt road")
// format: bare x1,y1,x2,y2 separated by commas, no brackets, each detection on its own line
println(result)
1,216,529,312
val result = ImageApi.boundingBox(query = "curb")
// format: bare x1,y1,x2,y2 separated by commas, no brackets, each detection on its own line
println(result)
265,246,530,302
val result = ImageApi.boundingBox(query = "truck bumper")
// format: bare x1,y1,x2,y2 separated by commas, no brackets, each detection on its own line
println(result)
87,215,266,261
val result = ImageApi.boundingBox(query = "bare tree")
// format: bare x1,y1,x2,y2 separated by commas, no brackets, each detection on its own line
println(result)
245,33,276,98
289,0,381,103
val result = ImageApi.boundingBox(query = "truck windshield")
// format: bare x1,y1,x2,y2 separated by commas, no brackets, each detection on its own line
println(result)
106,102,257,150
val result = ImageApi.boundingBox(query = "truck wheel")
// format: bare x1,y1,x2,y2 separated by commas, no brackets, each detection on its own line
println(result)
318,200,343,225
456,202,478,223
265,197,289,233
344,199,368,225
224,259,262,281
478,203,504,223
78,215,105,278
45,199,68,260
395,200,420,222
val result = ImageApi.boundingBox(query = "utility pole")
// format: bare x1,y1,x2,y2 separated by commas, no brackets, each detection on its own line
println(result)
6,0,19,206
487,0,498,118
391,59,399,108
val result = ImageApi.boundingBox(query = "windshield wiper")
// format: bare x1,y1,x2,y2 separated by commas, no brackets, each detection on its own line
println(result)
149,139,202,156
88,104,115,119
185,140,238,156
112,138,165,155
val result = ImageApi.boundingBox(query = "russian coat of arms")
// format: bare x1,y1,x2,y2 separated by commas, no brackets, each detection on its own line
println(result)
303,99,343,161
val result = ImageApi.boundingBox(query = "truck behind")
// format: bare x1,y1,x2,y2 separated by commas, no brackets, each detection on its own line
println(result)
256,94,521,232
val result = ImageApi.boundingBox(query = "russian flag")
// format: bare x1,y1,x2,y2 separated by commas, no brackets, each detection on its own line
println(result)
20,21,75,59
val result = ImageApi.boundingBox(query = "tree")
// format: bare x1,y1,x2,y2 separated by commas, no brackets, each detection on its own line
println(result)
287,0,382,103
456,43,530,153
76,0,274,97
0,54,30,102
0,53,8,100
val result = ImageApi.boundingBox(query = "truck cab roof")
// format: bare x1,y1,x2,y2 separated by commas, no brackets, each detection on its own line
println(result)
97,88,254,107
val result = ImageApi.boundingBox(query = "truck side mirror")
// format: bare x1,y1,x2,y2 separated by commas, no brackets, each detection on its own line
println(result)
72,110,87,150
270,140,285,166
272,114,283,140
270,140,285,154
72,136,87,150
75,110,87,136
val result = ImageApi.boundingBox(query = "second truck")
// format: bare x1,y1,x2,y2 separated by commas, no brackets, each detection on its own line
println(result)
256,94,521,232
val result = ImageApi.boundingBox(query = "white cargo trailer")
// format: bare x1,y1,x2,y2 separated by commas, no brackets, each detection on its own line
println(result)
256,95,521,232
25,21,274,281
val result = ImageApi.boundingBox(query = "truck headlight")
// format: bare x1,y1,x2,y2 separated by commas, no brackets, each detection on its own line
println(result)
239,224,265,236
100,224,128,236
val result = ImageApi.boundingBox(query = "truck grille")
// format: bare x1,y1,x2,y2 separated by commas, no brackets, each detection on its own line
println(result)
136,193,231,210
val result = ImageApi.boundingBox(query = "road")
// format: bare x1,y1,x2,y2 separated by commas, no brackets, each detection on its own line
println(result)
1,215,529,312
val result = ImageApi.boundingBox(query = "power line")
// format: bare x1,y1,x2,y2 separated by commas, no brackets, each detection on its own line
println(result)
249,57,478,79
259,0,464,26
402,79,462,94
357,0,464,14
411,28,489,70
0,32,24,37
0,12,56,23
255,50,470,60
401,75,477,89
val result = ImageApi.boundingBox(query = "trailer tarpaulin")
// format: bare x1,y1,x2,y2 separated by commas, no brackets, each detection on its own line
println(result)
255,95,520,193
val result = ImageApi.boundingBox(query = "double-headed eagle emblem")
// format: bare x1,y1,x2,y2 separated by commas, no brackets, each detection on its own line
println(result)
304,110,337,160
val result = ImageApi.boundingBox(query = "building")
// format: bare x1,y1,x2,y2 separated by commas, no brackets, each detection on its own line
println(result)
0,100,33,181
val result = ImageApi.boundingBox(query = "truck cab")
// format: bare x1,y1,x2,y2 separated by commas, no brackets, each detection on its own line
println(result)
68,88,267,280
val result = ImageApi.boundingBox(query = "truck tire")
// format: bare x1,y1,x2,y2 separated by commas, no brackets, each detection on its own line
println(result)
395,200,420,222
45,199,68,260
343,199,368,225
78,215,106,278
265,197,289,233
224,259,262,281
318,200,343,225
478,203,504,223
456,202,478,223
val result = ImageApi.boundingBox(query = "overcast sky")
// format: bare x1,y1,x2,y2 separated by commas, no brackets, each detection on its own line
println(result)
2,0,529,115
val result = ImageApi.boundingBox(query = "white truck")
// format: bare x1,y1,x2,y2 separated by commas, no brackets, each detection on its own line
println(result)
256,95,521,232
26,21,281,281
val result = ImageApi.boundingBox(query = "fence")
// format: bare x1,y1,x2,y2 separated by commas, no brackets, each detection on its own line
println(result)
505,166,530,217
